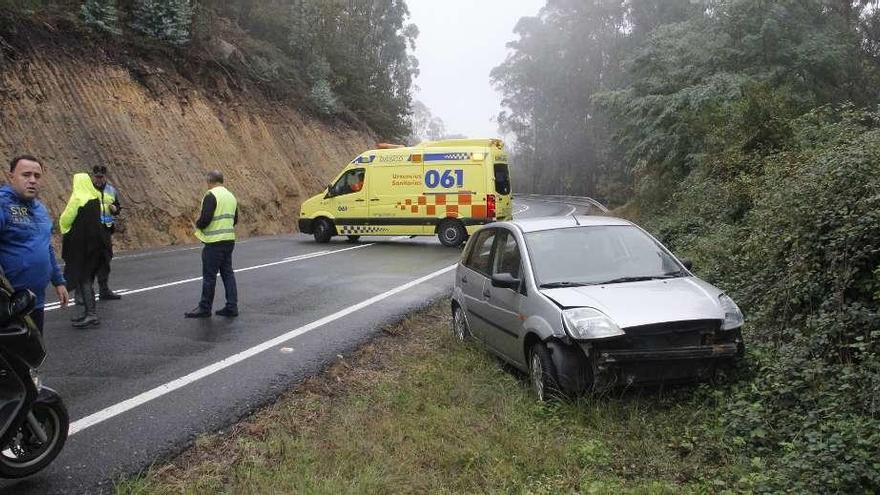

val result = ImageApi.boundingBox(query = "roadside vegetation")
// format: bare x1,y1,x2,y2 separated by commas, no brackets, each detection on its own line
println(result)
118,302,759,494
0,0,417,139
494,1,880,491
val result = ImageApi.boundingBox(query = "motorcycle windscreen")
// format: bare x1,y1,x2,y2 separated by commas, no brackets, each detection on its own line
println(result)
17,318,46,367
0,354,26,439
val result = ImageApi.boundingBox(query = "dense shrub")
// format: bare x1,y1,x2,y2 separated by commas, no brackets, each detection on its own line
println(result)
651,108,880,491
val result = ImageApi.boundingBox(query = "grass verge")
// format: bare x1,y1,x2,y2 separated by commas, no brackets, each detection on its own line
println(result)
117,300,750,494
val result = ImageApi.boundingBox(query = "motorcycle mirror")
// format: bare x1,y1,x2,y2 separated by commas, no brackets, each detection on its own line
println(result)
10,289,35,318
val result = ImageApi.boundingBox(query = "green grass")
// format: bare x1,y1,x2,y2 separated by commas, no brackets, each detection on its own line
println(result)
117,301,751,494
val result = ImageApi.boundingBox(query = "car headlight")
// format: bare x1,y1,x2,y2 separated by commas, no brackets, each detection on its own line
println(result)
719,294,744,330
562,308,625,340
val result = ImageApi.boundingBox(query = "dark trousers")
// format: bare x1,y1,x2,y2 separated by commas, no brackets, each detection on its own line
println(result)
96,229,113,293
96,255,111,293
75,277,97,317
32,308,44,334
199,242,237,311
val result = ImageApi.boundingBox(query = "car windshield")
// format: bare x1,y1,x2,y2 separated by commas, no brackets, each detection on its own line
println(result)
525,225,686,287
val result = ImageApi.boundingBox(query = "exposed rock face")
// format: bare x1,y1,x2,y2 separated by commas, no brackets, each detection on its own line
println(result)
0,44,374,251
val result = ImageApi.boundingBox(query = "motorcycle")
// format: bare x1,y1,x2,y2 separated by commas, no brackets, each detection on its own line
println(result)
0,275,68,478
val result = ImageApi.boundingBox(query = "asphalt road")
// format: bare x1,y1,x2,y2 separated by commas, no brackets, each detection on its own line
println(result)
0,196,602,494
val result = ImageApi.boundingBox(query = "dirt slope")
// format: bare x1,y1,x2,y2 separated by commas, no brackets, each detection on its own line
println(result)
0,27,374,251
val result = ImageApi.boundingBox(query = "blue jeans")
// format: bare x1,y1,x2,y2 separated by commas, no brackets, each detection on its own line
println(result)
199,242,238,312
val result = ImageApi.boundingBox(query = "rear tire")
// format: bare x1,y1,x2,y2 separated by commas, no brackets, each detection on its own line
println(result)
438,219,467,247
528,343,562,402
0,400,69,479
313,218,334,243
346,235,361,243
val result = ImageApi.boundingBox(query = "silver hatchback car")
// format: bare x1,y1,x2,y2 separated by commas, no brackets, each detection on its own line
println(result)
451,216,745,400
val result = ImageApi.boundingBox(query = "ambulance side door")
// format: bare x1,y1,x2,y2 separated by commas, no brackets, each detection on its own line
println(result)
326,168,368,220
369,161,429,234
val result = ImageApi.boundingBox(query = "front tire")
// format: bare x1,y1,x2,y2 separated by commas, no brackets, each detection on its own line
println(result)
438,219,467,247
0,401,69,479
452,304,470,342
528,343,562,402
313,218,334,243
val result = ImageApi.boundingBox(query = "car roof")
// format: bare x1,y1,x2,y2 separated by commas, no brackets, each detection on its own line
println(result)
493,215,634,233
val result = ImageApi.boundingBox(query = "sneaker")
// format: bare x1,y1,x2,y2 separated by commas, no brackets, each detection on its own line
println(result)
99,292,122,300
185,307,211,318
215,308,238,318
72,315,100,328
70,314,87,323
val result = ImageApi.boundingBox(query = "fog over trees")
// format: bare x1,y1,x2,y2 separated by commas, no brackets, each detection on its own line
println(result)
492,0,880,205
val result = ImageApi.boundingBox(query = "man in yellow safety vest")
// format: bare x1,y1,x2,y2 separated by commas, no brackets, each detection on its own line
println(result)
91,165,122,300
185,170,239,318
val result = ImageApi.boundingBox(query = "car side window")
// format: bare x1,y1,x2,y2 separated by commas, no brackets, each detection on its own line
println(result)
329,168,365,197
465,229,496,276
492,230,521,279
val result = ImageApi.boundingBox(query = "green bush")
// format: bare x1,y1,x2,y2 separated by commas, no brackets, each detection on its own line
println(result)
81,0,120,35
650,107,880,491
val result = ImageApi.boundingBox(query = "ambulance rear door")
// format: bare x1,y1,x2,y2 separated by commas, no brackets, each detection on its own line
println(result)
492,161,512,220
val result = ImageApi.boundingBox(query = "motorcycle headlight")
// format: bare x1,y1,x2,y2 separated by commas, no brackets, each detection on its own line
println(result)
719,294,744,330
562,308,624,340
29,368,41,389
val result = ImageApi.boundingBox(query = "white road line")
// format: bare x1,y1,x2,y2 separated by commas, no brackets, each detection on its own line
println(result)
68,263,457,436
512,204,530,217
109,237,267,262
43,244,372,312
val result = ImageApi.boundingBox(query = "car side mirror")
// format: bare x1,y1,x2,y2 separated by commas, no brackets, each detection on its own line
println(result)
680,258,694,271
492,273,520,289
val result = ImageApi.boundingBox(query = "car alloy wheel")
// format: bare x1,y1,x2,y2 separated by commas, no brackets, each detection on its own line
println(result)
452,306,469,342
528,343,561,402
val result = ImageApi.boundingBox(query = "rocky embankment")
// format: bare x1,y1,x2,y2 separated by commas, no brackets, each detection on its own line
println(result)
0,25,374,250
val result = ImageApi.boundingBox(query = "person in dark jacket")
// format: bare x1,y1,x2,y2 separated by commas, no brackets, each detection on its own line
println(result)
60,173,111,328
0,155,69,332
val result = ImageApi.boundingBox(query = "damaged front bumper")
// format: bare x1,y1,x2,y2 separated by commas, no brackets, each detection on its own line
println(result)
597,343,740,363
580,324,745,389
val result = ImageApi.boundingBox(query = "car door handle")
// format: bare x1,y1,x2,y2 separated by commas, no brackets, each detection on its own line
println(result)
355,199,365,202
370,198,381,202
482,288,491,298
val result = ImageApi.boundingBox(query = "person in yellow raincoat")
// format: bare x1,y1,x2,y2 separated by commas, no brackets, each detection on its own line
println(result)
59,174,110,328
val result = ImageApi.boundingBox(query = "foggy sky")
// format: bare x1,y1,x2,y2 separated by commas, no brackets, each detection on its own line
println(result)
407,0,545,139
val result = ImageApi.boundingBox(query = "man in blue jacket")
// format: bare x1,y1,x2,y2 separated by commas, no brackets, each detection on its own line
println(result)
0,155,69,332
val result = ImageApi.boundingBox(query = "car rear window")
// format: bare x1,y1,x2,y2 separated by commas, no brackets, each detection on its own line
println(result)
465,229,497,275
494,164,511,195
493,231,521,278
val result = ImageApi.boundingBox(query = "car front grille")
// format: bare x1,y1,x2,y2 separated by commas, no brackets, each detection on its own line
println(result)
605,319,723,350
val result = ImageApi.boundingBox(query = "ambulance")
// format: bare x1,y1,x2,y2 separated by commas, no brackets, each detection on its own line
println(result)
298,138,512,247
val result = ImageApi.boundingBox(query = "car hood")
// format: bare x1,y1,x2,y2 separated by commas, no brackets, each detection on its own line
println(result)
540,277,724,328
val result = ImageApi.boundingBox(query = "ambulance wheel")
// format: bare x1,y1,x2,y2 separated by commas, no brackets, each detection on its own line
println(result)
438,219,467,247
346,235,361,243
313,218,334,243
